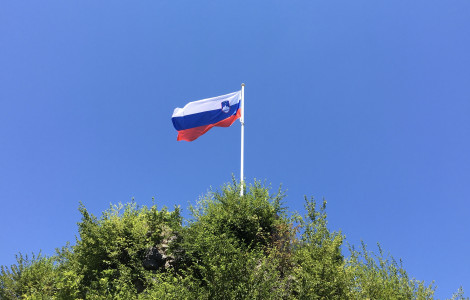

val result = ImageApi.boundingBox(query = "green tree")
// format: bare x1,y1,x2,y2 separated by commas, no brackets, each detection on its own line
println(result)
0,180,465,299
0,252,58,299
346,242,435,299
292,198,348,299
67,201,183,298
179,180,293,299
449,287,469,300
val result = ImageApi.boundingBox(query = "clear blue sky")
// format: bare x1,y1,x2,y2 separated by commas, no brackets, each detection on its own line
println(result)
1,1,469,297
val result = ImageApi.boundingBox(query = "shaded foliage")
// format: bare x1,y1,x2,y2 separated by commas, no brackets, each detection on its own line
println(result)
0,180,463,299
292,198,348,299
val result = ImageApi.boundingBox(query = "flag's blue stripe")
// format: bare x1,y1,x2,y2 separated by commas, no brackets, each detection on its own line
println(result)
172,102,240,131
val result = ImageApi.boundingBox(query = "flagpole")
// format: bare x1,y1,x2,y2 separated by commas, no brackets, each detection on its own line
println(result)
240,83,245,196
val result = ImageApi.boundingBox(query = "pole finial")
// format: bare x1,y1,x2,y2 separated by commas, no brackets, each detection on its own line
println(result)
241,83,245,87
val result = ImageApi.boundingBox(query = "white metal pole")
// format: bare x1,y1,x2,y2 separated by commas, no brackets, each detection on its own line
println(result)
240,83,245,196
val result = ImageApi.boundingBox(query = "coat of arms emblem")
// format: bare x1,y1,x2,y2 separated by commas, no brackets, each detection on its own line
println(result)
221,101,230,113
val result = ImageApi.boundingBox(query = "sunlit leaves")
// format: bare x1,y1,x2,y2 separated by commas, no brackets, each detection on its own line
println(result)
0,180,462,299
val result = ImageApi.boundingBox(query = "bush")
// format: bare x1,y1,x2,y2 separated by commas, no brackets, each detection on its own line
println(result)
346,242,435,299
0,180,460,299
0,253,58,299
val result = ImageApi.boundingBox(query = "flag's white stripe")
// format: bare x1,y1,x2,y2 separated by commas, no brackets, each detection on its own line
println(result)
172,91,241,118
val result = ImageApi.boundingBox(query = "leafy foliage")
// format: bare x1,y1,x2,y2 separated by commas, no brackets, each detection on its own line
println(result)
0,252,58,299
179,180,293,299
70,201,183,298
292,198,348,299
346,242,435,299
449,287,470,300
0,180,464,299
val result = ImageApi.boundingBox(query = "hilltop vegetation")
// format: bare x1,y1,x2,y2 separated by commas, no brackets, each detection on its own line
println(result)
0,180,467,299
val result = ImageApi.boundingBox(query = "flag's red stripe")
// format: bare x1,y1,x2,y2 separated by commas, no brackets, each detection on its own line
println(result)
177,109,241,141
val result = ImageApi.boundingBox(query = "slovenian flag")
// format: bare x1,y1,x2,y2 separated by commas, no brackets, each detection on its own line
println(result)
172,91,242,141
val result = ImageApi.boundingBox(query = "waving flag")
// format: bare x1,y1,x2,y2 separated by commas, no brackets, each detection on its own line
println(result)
172,91,241,141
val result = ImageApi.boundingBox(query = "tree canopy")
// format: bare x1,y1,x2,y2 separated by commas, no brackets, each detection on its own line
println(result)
0,180,467,299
